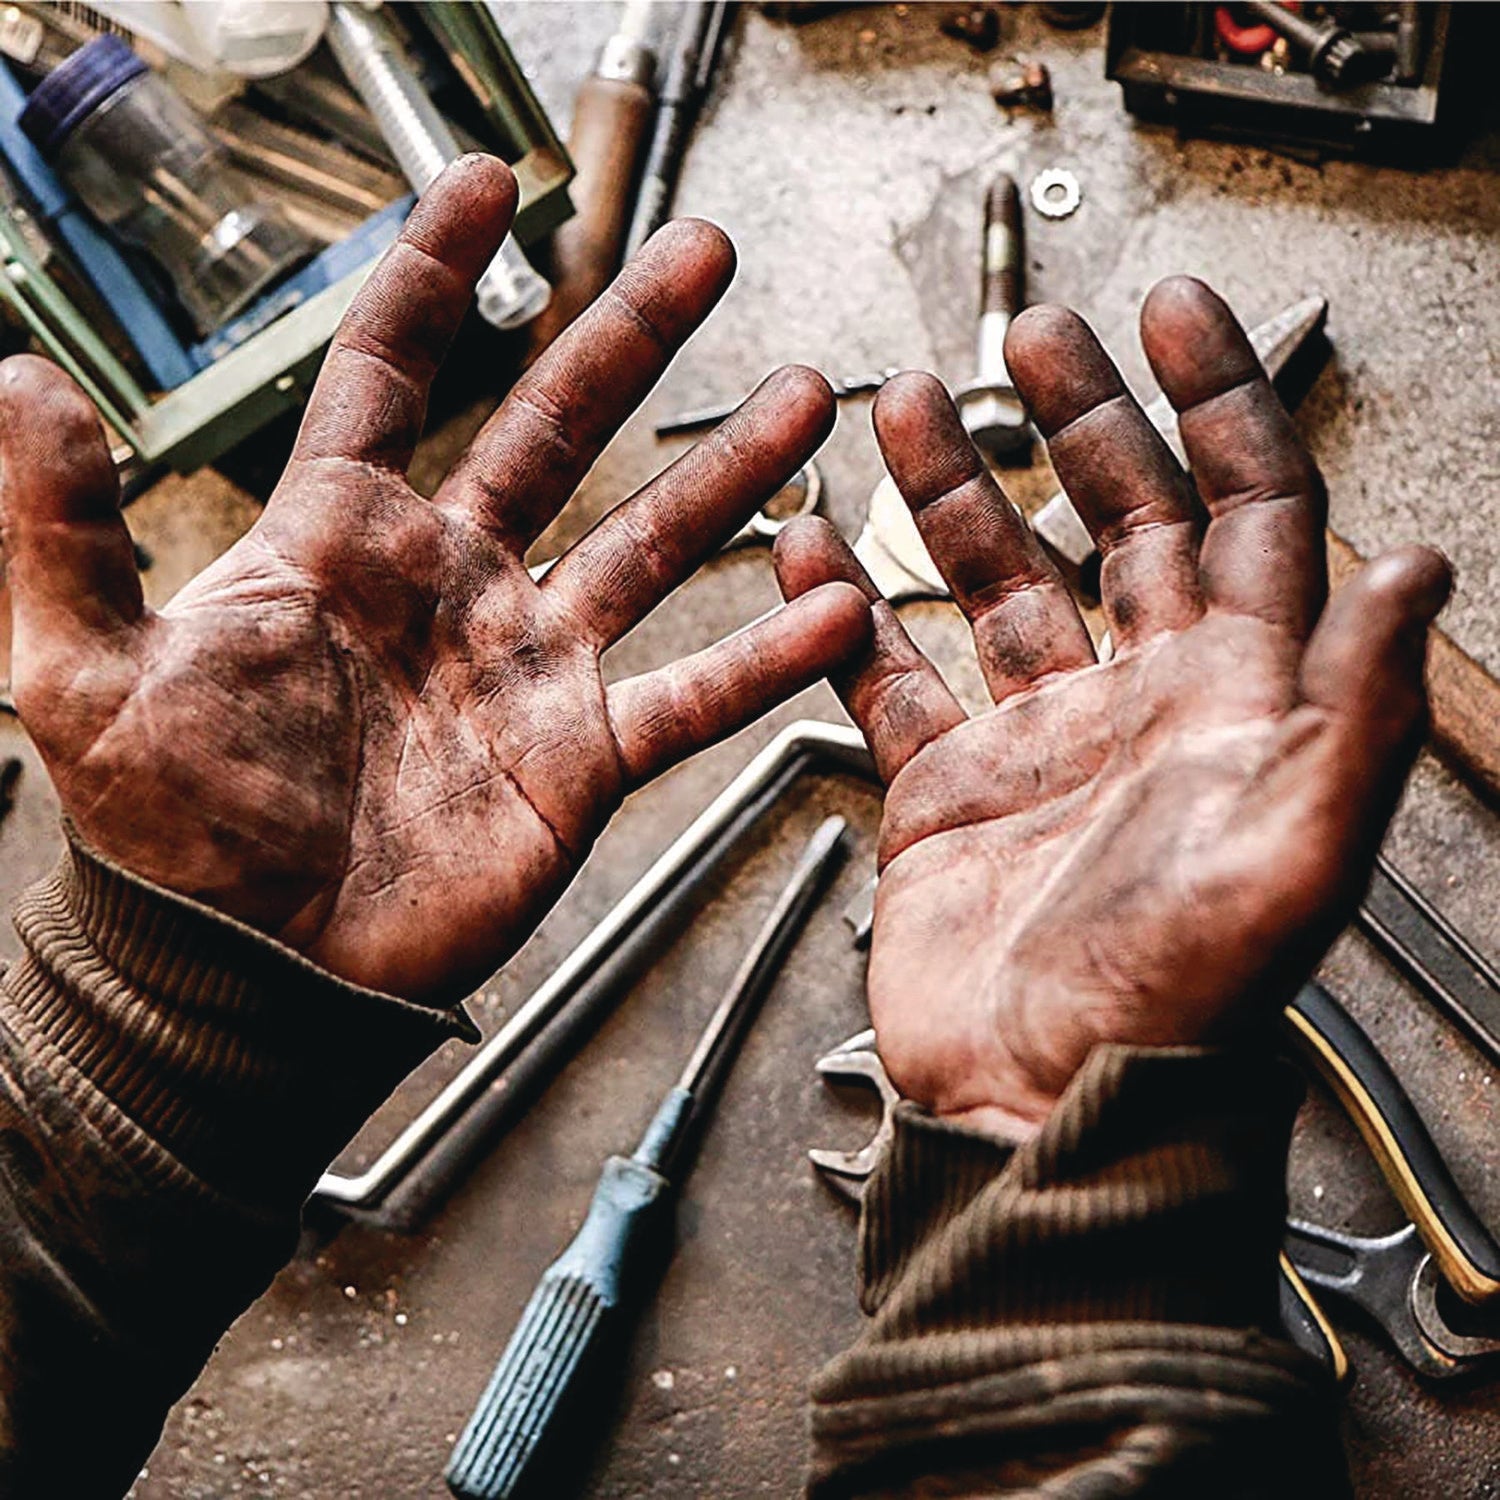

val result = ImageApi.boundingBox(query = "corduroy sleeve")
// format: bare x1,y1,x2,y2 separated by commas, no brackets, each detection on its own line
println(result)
808,1044,1351,1499
0,828,477,1499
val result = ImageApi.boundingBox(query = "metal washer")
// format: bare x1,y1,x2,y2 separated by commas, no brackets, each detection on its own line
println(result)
1030,167,1081,220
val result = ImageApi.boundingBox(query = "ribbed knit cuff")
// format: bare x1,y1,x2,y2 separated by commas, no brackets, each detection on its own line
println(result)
1,828,477,1213
808,1045,1322,1498
855,1045,1305,1341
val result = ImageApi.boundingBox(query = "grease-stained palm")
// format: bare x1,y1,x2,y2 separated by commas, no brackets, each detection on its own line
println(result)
0,156,869,1003
776,278,1449,1137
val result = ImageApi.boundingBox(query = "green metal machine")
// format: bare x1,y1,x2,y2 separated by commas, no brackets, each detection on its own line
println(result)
0,3,572,474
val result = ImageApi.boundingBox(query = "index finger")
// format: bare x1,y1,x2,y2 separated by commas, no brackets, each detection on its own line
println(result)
289,155,518,473
1139,277,1328,641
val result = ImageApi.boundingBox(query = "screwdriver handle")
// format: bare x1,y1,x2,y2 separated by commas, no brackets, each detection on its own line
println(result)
520,54,655,358
445,1148,675,1499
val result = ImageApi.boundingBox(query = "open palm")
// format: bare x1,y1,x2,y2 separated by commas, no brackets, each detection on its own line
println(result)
776,278,1448,1136
0,157,867,1003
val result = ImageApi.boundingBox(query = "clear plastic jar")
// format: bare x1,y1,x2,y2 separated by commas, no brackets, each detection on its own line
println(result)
20,35,311,335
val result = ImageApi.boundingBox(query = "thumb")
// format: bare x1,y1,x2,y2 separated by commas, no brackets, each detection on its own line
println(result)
1298,544,1452,808
0,356,144,715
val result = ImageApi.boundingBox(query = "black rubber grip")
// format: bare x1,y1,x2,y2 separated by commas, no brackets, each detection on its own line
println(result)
1285,981,1500,1303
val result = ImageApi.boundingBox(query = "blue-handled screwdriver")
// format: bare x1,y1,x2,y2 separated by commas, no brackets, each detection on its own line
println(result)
446,816,849,1500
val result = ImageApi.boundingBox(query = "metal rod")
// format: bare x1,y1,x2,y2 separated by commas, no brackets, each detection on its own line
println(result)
676,815,846,1097
1359,857,1500,1067
311,720,872,1212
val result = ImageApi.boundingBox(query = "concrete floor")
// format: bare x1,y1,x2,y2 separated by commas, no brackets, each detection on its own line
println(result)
0,3,1496,1496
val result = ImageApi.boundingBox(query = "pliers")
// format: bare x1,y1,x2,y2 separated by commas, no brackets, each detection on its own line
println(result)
811,981,1500,1383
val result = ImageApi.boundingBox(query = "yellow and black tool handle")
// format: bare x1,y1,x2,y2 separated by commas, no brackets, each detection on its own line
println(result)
1278,1252,1351,1386
1284,980,1500,1306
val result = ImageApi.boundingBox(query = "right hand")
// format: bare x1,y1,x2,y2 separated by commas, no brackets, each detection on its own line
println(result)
775,277,1449,1139
0,155,869,1004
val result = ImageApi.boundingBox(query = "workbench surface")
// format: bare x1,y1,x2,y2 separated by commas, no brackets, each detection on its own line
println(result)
1,6,1496,1497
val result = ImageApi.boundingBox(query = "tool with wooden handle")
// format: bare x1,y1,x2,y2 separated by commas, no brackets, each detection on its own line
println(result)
446,817,848,1500
523,0,656,356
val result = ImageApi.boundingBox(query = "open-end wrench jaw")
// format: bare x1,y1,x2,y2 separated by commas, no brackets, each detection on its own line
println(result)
809,1028,900,1201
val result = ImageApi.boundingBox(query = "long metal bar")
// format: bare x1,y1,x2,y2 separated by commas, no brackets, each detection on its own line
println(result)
676,815,847,1099
311,720,872,1212
1360,856,1500,1067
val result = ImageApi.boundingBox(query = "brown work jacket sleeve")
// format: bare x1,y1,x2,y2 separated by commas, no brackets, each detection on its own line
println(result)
0,823,1348,1500
808,1045,1352,1499
0,830,476,1498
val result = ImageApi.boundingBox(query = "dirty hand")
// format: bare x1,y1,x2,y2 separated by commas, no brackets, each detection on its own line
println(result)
776,278,1449,1138
0,156,868,1003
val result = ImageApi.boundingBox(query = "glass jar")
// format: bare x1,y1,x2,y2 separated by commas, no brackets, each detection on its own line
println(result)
19,35,312,335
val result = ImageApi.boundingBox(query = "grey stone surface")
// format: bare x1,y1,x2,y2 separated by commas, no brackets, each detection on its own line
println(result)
0,3,1495,1496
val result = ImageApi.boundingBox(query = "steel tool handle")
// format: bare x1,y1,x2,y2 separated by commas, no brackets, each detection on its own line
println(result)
1285,980,1500,1304
445,1153,672,1499
626,102,693,254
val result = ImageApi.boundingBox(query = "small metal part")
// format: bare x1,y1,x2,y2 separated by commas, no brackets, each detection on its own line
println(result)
841,876,875,950
720,460,822,550
1414,1255,1500,1363
596,0,657,87
988,57,1053,111
1242,0,1387,87
939,4,1000,52
809,1028,899,1199
955,172,1030,457
1029,167,1080,220
851,473,948,605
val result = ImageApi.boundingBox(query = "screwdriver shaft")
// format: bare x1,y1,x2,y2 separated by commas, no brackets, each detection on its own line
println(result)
447,817,848,1499
676,815,848,1097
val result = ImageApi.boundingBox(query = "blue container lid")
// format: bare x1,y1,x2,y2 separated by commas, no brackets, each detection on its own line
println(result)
18,35,147,160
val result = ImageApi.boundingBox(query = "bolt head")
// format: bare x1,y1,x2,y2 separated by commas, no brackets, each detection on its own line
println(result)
955,383,1030,456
